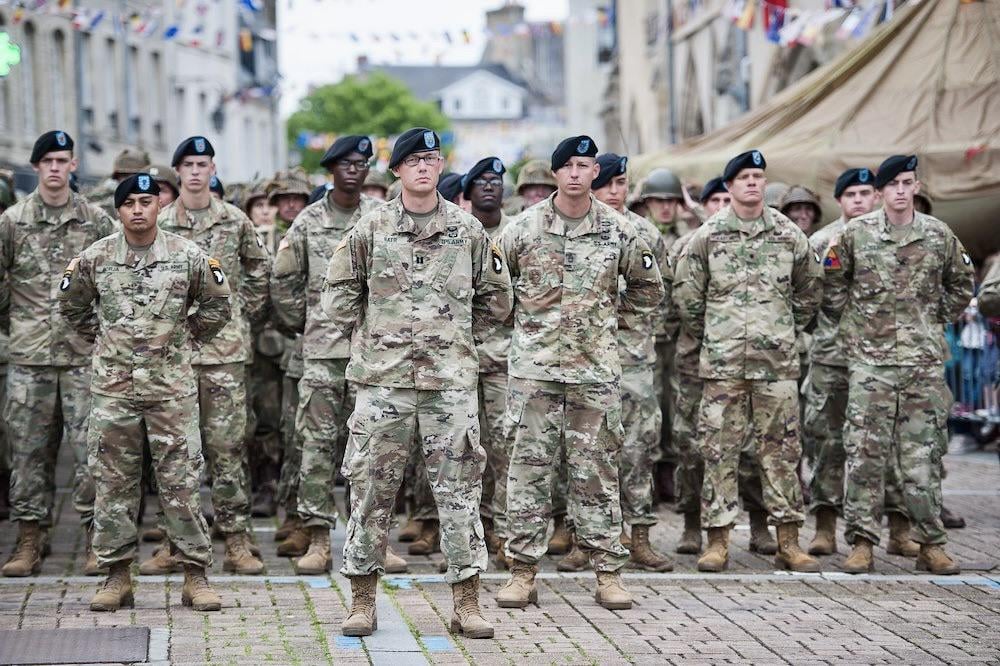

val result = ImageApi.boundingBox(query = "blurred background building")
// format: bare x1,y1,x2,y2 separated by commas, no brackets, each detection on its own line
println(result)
0,0,282,191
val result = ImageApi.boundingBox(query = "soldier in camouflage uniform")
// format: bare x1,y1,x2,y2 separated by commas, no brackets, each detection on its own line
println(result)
60,174,227,612
0,175,14,521
460,157,515,566
323,128,511,638
822,155,974,575
495,136,663,611
674,150,823,573
149,164,179,208
1,131,114,577
361,170,391,201
979,257,1000,317
152,136,270,575
562,152,674,573
271,136,384,574
505,159,556,215
86,148,152,218
805,168,917,559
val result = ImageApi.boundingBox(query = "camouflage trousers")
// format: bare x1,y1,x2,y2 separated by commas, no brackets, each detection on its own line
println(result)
6,364,94,525
341,385,487,584
653,338,676,464
698,378,804,529
195,363,250,534
296,358,352,528
844,363,949,546
277,373,301,514
246,353,283,494
405,436,438,521
479,372,510,536
619,364,661,526
672,371,767,517
89,393,212,568
0,367,7,473
505,378,629,571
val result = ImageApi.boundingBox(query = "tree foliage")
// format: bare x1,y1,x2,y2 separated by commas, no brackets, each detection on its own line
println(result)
287,72,451,173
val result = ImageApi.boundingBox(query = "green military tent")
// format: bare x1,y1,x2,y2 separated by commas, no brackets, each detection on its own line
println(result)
636,0,1000,257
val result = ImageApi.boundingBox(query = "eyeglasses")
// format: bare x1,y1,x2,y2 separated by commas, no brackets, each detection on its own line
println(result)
335,159,371,171
472,178,503,189
402,154,443,167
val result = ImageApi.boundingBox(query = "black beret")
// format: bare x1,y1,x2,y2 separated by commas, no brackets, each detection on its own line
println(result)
308,183,331,205
723,149,766,182
389,127,440,169
209,175,224,196
171,136,215,167
699,177,728,203
551,135,598,171
833,167,875,198
591,153,628,190
437,172,464,202
114,173,161,208
30,130,74,164
320,135,374,169
874,154,917,189
461,156,505,197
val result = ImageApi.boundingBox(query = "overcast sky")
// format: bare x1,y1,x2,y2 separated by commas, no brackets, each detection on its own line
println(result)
276,0,569,117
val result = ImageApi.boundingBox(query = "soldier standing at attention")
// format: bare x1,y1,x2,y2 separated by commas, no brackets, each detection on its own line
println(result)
152,136,270,576
569,152,673,573
60,174,229,613
673,150,823,573
1,131,114,577
805,168,917,559
495,136,663,611
271,136,387,575
322,128,512,638
822,155,974,575
461,156,514,565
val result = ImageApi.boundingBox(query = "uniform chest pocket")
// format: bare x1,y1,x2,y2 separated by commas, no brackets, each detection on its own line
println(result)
760,240,795,294
707,242,743,294
516,251,559,296
369,236,408,297
578,247,618,293
438,247,472,300
854,250,890,299
151,279,189,319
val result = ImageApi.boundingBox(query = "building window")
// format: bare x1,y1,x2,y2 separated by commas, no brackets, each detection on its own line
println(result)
452,97,461,113
22,23,37,134
79,33,93,130
51,30,67,128
128,45,139,139
151,52,163,145
105,37,118,137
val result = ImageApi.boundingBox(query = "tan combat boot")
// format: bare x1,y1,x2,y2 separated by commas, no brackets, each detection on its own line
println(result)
2,521,43,577
495,562,538,608
90,560,134,612
276,524,311,557
775,523,821,572
407,519,440,556
385,547,409,574
275,514,301,542
594,571,633,610
547,516,571,555
342,574,378,636
808,507,838,556
557,533,589,572
697,526,730,572
139,545,183,575
676,512,702,555
182,564,222,611
916,544,960,575
398,517,422,542
224,532,265,575
141,526,165,543
83,525,105,576
627,525,674,572
294,526,332,574
748,510,778,555
844,538,874,573
450,575,494,638
886,512,920,558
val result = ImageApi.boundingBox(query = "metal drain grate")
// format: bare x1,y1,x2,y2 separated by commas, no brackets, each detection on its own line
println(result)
0,627,150,664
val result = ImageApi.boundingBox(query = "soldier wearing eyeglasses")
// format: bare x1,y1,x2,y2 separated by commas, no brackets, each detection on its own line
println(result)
270,136,385,575
322,128,512,639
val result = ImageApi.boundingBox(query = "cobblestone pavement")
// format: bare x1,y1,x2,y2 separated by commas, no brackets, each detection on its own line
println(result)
1,449,998,665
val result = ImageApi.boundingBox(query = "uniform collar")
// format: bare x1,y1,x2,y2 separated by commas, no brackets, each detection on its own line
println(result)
112,229,171,268
875,208,928,244
319,193,361,229
542,193,608,238
26,190,89,226
715,204,776,237
168,195,230,229
389,192,450,241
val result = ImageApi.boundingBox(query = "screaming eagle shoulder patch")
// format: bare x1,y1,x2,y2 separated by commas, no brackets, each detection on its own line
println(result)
491,243,504,274
642,251,655,270
60,257,79,291
208,257,225,285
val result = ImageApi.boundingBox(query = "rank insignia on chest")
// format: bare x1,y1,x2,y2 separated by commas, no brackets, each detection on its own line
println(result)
823,247,842,270
642,251,654,270
208,257,225,284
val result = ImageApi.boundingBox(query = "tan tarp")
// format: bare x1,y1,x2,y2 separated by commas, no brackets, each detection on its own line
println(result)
635,0,1000,257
